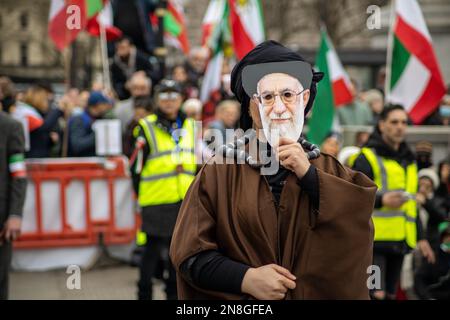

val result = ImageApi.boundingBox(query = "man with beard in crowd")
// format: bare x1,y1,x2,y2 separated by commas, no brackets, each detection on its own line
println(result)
352,105,434,300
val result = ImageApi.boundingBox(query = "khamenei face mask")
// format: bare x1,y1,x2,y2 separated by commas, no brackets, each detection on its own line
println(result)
242,61,312,147
255,74,306,147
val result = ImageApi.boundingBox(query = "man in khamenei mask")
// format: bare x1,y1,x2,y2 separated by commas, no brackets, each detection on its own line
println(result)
170,41,377,300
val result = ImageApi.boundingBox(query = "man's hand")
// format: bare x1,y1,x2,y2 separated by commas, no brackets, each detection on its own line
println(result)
382,191,407,208
417,239,436,264
277,137,310,179
241,264,296,300
0,216,22,243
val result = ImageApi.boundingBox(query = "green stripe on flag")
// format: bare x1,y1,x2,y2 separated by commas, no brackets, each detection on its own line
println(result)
9,153,25,164
307,30,335,146
87,0,104,18
256,0,266,39
165,12,182,37
390,36,411,90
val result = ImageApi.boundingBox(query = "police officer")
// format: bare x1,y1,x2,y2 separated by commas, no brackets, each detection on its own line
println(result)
130,80,197,300
352,104,433,300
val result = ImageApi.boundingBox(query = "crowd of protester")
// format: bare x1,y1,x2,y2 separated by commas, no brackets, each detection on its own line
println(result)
0,35,449,300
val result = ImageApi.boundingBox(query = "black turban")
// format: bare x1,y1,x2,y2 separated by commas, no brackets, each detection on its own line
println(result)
231,40,324,130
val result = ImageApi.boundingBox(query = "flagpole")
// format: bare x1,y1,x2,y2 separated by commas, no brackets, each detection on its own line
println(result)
155,0,168,78
385,0,396,99
99,22,111,91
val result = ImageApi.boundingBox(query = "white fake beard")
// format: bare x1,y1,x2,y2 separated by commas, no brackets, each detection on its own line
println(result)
259,95,304,147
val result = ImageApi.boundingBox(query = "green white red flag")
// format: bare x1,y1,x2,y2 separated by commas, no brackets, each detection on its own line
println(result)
228,0,265,59
386,0,446,124
307,29,353,145
200,0,265,103
86,0,122,41
48,0,105,50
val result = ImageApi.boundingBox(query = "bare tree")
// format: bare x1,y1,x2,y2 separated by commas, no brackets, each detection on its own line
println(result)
261,0,388,48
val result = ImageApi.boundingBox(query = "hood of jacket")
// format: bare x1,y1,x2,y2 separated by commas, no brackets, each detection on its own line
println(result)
365,127,416,165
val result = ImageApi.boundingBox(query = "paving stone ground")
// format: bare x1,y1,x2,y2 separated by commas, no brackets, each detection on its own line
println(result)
9,257,165,300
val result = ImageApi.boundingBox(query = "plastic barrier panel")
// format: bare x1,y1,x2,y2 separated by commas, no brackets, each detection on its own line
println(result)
14,157,137,249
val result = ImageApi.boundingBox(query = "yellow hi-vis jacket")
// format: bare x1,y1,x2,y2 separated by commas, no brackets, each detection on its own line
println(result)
360,147,418,248
137,114,197,207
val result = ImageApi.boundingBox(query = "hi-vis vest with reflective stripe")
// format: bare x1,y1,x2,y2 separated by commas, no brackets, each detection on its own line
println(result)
360,147,418,248
138,114,196,207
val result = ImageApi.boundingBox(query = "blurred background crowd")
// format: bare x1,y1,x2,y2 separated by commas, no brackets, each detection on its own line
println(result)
0,0,449,300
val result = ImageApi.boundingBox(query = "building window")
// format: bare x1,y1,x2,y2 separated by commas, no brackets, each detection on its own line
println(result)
20,12,28,30
0,14,2,29
20,43,28,66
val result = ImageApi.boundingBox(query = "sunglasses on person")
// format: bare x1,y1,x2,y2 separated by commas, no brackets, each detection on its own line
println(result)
158,92,181,100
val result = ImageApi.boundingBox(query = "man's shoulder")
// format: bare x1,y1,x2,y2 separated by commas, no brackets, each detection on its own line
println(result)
312,152,351,177
199,155,246,175
115,98,133,110
0,111,22,130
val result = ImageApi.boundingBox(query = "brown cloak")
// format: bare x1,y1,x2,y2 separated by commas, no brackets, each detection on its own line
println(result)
170,153,376,299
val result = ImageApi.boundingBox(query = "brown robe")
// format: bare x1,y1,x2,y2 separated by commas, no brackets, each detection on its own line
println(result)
170,152,376,299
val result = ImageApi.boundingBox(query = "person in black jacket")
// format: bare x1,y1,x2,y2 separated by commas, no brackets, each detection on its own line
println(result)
67,92,113,157
111,37,160,100
417,168,449,252
22,84,65,158
0,110,27,300
414,222,450,300
436,157,450,215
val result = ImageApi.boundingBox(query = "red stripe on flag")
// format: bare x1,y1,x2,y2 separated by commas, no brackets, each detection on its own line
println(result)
11,170,26,178
332,78,354,107
48,0,87,51
202,24,213,47
395,17,444,81
229,0,255,60
394,16,445,123
167,3,190,54
409,77,446,124
86,16,122,41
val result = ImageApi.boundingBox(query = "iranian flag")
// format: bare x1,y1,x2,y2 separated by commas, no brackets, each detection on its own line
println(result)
200,0,265,104
200,0,228,104
307,29,354,145
386,0,446,124
48,0,104,51
149,0,190,54
228,0,265,60
86,0,122,41
201,0,227,48
164,0,190,54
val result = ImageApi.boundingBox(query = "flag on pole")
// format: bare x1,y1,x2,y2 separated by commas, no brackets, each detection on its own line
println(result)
164,0,190,54
200,0,265,104
200,0,229,104
307,29,354,145
48,0,105,50
149,0,190,55
86,0,122,41
386,0,446,124
201,0,227,49
228,0,265,60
